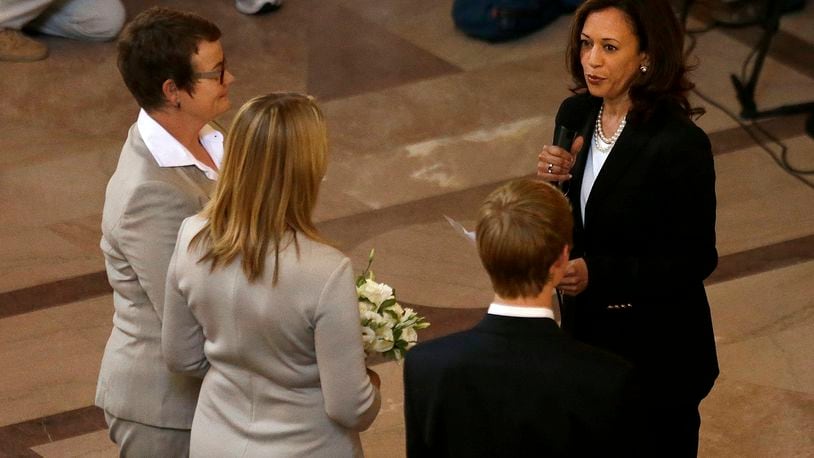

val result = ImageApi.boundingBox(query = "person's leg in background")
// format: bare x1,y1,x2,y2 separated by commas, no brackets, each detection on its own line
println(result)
235,0,283,15
0,0,124,62
27,0,125,41
0,0,54,61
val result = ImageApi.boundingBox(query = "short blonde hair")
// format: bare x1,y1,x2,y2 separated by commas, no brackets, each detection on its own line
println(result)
192,92,328,283
476,179,573,299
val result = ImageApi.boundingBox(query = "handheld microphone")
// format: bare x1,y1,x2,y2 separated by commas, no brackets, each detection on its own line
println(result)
549,101,586,191
552,100,585,150
553,124,577,151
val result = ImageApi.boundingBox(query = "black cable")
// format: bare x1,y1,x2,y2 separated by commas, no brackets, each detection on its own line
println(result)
684,22,814,191
691,85,814,190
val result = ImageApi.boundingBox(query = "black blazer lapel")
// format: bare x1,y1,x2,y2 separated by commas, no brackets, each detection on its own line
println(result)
583,117,651,229
565,99,600,232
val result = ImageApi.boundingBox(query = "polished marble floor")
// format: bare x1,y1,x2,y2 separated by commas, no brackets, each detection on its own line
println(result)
1,0,813,456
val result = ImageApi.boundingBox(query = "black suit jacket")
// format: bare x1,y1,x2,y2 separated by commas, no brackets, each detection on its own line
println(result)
557,93,719,403
404,314,640,457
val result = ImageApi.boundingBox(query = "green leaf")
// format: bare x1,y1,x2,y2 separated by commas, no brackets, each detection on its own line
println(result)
380,298,397,309
360,248,375,279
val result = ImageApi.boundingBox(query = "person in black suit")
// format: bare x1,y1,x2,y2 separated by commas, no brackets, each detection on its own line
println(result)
536,1,718,455
403,178,640,457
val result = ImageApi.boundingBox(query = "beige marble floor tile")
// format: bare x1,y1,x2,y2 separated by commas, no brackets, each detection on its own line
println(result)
781,2,814,42
0,134,121,172
361,360,406,458
322,52,569,162
699,377,814,457
0,227,103,293
714,135,814,256
32,430,117,458
708,260,814,344
690,92,745,135
43,296,114,349
344,220,492,309
716,322,814,395
315,54,570,221
216,3,309,102
362,426,407,458
0,153,109,230
46,214,104,254
344,0,573,71
707,261,814,394
0,328,102,426
0,306,65,344
0,40,128,141
0,298,110,426
321,114,549,220
0,145,109,292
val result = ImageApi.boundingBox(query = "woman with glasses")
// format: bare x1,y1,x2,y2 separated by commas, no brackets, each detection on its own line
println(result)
536,0,718,455
162,93,381,457
96,7,235,456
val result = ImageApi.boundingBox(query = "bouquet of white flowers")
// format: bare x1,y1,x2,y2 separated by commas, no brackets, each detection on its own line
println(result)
357,249,430,361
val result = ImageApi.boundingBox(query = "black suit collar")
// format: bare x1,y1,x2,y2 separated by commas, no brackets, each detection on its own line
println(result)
474,314,561,338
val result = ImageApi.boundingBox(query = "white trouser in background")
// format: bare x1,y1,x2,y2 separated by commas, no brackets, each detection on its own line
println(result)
0,0,125,41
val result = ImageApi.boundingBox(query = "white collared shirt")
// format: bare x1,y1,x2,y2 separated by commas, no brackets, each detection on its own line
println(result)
137,109,223,180
488,303,555,320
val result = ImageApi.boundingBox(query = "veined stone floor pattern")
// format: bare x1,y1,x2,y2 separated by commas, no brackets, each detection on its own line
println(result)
1,0,812,456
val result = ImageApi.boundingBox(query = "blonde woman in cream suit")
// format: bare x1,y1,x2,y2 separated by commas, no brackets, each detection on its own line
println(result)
162,93,381,457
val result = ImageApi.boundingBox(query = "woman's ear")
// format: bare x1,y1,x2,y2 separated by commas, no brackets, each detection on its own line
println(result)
162,79,180,108
640,53,651,71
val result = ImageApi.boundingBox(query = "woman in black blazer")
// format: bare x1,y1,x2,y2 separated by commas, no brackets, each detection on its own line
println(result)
537,1,718,455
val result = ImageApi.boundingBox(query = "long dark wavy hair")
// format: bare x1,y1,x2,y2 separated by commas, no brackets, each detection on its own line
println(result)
566,0,704,121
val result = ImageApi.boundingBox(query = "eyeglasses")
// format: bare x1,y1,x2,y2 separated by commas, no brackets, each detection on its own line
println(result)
194,60,226,85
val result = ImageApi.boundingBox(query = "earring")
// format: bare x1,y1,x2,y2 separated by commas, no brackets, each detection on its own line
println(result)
640,64,648,73
176,101,181,109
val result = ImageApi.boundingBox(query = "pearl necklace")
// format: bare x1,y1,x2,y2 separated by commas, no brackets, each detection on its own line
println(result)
593,104,627,154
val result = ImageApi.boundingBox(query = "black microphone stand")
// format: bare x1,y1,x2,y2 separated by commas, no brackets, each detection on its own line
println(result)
681,0,814,138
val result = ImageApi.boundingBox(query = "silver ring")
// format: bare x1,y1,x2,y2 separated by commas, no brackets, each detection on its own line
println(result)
547,163,554,174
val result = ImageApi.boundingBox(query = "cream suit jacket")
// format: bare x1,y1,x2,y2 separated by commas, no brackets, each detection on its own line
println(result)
163,215,381,457
95,123,213,429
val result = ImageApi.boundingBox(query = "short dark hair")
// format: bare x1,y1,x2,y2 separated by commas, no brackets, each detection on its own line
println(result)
566,0,702,121
117,7,221,111
476,179,573,299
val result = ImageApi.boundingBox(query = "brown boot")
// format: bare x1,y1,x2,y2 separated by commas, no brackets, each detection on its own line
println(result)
0,28,48,62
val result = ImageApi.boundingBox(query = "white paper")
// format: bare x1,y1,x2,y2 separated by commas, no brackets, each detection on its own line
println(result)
443,215,476,244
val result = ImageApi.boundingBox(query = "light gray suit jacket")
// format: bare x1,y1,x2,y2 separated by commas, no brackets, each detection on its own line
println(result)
163,215,381,457
95,123,214,429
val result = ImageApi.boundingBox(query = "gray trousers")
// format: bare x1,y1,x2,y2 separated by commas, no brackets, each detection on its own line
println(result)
0,0,125,40
105,411,191,458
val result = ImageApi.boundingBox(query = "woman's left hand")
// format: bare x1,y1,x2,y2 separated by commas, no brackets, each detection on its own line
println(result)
536,136,583,182
557,258,588,296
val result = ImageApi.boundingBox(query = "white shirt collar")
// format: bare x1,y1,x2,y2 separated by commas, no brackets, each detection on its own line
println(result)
488,303,555,319
137,109,223,180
